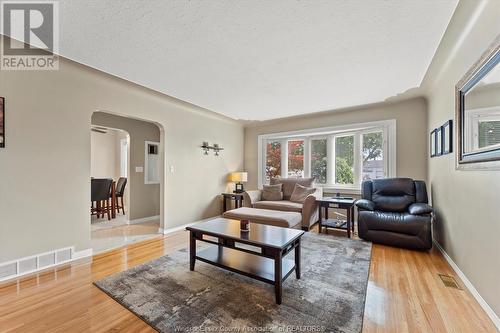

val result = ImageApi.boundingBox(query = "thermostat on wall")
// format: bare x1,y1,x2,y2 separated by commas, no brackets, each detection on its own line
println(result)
135,166,144,173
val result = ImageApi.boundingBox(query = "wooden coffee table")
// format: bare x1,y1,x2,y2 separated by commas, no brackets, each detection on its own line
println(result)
186,218,304,304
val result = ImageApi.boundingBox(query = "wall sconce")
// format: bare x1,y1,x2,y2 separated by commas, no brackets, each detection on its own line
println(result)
201,142,224,156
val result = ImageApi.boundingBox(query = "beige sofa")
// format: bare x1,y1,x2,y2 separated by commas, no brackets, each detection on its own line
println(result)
242,177,323,230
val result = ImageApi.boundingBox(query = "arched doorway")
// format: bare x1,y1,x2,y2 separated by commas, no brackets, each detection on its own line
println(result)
90,111,165,253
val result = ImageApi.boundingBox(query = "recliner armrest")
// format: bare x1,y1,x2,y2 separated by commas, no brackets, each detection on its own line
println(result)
408,203,433,215
356,199,375,211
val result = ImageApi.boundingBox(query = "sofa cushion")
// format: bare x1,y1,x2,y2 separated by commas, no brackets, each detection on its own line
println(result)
222,207,302,228
262,184,283,201
270,177,314,200
254,200,303,213
290,184,316,203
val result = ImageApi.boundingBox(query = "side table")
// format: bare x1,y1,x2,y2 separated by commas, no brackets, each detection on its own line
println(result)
316,197,356,237
221,193,244,212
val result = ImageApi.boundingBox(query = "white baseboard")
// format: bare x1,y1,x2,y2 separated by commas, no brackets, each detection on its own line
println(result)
128,215,160,224
433,240,500,330
73,248,93,259
163,216,221,235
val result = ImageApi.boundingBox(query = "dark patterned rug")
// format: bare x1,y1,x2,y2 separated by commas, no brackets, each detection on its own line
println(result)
94,232,372,333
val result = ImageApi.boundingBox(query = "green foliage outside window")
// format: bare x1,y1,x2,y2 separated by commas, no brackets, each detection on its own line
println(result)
335,136,354,184
311,139,327,183
362,132,383,162
335,157,354,184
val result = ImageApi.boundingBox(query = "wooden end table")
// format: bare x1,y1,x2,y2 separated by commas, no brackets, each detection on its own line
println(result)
316,197,356,237
221,193,244,212
186,218,304,304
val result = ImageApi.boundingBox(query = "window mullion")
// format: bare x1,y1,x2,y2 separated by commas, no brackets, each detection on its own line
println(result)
329,135,335,185
384,127,390,177
354,133,361,187
281,139,288,178
304,138,311,178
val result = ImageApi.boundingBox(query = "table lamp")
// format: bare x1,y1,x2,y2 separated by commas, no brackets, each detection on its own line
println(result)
229,172,248,193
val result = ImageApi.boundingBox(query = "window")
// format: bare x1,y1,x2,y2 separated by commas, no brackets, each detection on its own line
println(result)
258,120,395,190
362,131,384,181
335,135,354,184
311,138,327,184
478,119,500,149
287,140,304,178
265,141,282,181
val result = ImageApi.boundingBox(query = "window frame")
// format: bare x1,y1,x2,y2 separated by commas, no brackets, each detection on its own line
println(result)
258,120,396,192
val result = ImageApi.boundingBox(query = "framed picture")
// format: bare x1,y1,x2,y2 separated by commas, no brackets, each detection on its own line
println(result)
0,97,4,148
430,129,437,157
436,127,443,156
442,120,453,155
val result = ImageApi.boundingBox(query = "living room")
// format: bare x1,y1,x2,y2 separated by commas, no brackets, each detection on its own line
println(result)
0,1,499,332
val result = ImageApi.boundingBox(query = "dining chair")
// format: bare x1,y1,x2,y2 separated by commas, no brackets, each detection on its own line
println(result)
115,177,127,215
91,178,113,220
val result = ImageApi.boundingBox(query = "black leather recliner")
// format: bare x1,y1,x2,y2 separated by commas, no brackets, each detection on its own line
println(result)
356,178,433,250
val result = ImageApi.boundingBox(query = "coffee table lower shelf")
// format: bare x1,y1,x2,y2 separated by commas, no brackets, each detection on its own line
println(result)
196,245,295,285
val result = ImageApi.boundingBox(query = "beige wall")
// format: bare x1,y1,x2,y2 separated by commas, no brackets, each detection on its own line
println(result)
422,0,500,317
0,37,244,262
92,112,161,220
244,97,428,190
91,129,121,179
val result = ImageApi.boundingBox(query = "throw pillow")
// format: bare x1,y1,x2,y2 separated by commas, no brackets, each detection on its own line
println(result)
262,184,283,201
270,177,314,200
290,183,316,203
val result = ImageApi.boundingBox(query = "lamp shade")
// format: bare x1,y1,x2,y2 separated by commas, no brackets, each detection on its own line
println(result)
229,172,248,182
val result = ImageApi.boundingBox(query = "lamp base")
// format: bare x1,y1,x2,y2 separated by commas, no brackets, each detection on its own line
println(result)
233,182,244,193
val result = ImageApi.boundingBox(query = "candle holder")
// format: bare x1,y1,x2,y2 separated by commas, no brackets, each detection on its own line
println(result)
240,219,250,232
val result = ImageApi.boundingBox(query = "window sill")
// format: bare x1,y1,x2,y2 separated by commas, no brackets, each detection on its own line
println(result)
319,186,361,195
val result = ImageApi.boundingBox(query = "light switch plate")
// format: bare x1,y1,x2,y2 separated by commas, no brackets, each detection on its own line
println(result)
135,166,144,173
169,165,175,173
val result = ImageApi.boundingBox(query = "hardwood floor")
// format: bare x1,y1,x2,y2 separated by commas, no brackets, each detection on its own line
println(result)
0,227,497,333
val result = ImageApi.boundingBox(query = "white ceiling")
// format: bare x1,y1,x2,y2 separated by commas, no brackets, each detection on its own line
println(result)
55,0,457,120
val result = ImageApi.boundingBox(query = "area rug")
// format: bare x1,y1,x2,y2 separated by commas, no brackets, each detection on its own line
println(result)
94,232,372,333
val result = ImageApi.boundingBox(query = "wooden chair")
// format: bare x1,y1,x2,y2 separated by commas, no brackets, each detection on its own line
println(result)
91,178,113,220
115,177,127,215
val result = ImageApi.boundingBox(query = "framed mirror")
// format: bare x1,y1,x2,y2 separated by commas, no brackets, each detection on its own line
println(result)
456,35,500,167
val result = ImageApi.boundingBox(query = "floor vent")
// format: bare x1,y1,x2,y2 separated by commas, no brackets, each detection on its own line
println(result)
439,274,462,290
0,247,75,283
